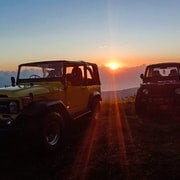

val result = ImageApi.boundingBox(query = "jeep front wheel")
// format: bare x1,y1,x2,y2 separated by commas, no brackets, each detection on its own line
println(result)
135,100,148,118
41,112,64,152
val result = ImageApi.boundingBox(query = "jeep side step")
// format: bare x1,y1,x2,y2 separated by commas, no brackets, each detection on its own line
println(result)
73,110,91,120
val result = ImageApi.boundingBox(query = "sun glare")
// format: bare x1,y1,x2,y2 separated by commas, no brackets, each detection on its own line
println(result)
105,62,122,70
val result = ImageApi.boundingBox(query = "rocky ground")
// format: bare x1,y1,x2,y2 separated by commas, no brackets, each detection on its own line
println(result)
0,100,179,179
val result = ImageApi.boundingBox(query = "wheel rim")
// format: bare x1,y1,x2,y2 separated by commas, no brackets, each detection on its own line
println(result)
45,121,61,146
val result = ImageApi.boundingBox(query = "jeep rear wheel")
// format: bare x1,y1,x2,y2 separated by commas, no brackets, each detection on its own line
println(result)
41,112,64,152
91,99,101,120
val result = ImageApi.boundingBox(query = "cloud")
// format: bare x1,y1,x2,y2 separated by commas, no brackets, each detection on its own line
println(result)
98,44,109,49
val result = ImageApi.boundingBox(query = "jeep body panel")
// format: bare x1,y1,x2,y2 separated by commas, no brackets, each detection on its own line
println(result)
135,62,180,116
0,60,101,135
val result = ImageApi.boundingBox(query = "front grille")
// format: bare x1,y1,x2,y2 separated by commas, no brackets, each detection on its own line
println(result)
148,97,173,105
149,86,174,96
0,101,10,114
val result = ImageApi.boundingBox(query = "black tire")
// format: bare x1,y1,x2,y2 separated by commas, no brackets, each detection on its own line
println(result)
91,99,101,120
40,112,64,152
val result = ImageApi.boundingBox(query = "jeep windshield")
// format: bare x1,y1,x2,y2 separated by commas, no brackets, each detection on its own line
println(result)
17,61,64,84
144,63,180,82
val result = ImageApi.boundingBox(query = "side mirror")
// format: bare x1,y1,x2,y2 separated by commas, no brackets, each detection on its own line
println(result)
140,74,144,80
11,77,16,87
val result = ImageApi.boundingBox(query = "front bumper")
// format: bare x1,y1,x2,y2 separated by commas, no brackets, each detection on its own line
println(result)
0,118,20,133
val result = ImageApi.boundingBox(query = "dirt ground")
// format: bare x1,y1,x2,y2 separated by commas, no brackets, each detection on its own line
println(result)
0,100,179,180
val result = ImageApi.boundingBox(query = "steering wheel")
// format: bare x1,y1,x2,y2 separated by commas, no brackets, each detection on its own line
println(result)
29,74,41,78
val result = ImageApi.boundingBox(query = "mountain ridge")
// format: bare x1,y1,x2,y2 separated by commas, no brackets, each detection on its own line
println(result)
101,87,139,100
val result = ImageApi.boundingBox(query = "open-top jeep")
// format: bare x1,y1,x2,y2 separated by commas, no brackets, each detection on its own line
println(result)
135,62,180,117
0,60,101,151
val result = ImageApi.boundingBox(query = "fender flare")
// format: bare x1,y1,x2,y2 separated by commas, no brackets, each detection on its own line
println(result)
88,91,102,109
17,100,71,135
20,100,70,123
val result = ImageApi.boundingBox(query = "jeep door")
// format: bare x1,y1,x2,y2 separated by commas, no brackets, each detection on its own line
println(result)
65,65,89,115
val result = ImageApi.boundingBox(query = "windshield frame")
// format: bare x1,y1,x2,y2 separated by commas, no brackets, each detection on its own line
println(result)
143,63,180,82
16,61,65,85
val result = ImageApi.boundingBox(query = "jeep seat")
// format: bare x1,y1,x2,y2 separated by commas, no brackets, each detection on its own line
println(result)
169,69,178,76
152,70,161,77
71,67,83,85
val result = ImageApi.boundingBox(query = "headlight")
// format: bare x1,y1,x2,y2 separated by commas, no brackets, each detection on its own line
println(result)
142,88,149,95
175,88,180,95
9,101,19,114
22,96,33,107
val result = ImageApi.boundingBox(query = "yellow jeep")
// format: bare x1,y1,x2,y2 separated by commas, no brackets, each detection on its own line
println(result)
0,60,101,151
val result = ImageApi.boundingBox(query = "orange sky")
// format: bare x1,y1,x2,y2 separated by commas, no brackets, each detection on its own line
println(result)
0,55,179,72
0,1,179,71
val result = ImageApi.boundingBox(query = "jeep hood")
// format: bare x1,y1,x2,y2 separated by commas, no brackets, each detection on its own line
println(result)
0,85,52,98
142,79,180,86
141,81,180,96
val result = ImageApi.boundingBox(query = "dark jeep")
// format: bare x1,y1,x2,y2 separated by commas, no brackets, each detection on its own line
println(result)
135,62,180,117
0,60,101,151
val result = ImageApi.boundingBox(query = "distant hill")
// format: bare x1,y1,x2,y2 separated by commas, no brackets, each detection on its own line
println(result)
101,87,139,100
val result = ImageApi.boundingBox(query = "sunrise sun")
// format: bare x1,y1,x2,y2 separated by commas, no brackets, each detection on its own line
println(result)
105,62,122,70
